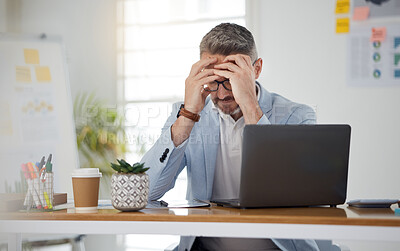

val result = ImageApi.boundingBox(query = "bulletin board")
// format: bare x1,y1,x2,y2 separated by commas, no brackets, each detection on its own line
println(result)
0,33,79,195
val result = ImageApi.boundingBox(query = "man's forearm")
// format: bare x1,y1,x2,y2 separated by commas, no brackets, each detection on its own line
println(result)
171,116,196,146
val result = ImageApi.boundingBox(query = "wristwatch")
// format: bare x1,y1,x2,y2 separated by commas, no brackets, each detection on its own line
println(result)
177,104,200,122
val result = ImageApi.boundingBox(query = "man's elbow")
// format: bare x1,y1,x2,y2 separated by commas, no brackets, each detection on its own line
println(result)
287,105,317,124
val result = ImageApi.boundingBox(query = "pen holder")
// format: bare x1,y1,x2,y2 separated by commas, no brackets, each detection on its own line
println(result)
22,170,54,211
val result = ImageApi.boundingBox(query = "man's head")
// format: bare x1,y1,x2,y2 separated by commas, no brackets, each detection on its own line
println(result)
199,23,262,116
200,23,258,62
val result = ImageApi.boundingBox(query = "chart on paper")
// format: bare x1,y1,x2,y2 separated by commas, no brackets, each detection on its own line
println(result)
347,24,400,86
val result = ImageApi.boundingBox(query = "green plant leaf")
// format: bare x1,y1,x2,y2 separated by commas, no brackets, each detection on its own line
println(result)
110,163,121,172
120,167,129,173
116,159,124,166
130,166,140,173
135,163,144,169
117,159,130,168
140,167,150,173
120,159,131,167
74,92,147,173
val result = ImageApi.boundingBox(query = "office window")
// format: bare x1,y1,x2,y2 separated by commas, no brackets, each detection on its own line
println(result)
118,0,246,195
118,0,246,160
118,0,246,249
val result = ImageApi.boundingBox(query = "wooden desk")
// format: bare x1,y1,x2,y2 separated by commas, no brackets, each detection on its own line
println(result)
1,204,400,250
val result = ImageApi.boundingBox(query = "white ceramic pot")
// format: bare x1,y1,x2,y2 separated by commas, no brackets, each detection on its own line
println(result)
111,173,149,211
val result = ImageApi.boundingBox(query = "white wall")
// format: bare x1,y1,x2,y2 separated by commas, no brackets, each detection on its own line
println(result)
254,0,400,200
16,0,117,103
8,0,399,200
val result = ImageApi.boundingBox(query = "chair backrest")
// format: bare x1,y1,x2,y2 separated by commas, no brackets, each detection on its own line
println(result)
315,240,343,251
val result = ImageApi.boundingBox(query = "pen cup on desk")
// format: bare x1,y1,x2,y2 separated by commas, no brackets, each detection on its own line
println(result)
21,167,54,211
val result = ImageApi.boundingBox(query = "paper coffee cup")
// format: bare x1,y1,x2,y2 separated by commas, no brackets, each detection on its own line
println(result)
72,168,102,212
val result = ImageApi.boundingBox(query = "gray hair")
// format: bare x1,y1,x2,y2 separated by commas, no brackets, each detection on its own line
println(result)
199,23,258,62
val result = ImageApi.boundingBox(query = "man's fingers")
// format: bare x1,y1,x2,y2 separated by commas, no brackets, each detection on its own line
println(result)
213,62,240,73
189,58,217,77
198,75,220,85
213,69,233,80
223,54,251,69
194,69,215,80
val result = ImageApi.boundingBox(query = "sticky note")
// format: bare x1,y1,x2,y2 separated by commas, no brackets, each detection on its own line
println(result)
16,66,32,82
395,69,400,78
335,0,350,14
395,54,400,66
370,27,387,42
24,49,40,64
35,66,52,82
395,37,400,49
353,6,370,21
336,18,350,33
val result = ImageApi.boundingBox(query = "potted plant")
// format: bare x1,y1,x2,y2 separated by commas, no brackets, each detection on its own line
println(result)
110,159,150,211
73,92,129,199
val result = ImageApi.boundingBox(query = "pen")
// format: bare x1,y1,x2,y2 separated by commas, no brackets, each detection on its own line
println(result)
39,156,47,182
38,156,45,169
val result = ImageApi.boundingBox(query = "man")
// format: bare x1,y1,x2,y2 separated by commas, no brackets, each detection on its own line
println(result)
141,23,318,251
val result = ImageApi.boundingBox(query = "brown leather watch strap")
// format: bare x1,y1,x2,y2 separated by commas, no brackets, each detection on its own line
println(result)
177,104,200,122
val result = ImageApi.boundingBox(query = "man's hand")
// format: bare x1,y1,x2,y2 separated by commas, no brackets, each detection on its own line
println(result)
213,54,263,123
171,58,219,147
184,57,219,114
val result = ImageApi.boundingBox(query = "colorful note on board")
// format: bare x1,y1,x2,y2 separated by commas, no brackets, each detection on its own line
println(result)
353,6,370,21
16,66,32,82
336,18,350,33
335,0,350,14
35,66,52,82
24,49,40,64
370,27,387,42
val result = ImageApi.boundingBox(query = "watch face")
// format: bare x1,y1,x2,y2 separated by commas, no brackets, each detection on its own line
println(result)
177,104,184,118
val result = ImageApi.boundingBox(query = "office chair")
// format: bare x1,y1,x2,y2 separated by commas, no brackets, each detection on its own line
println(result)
165,240,350,251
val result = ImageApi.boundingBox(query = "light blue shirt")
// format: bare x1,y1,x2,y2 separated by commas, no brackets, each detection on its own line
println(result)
141,82,319,251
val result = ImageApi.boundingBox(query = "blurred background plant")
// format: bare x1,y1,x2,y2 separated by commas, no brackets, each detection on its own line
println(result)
73,92,129,198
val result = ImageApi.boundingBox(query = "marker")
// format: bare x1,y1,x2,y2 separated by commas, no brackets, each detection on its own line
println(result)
46,163,53,173
45,154,52,172
43,192,50,209
27,162,42,209
21,164,32,207
26,162,37,179
36,164,48,209
44,154,53,209
44,174,53,209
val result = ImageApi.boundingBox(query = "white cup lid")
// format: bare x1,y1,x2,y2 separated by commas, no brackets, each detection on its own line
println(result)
72,168,102,178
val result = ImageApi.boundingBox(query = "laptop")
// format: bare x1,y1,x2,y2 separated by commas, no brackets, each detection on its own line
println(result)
211,124,351,208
